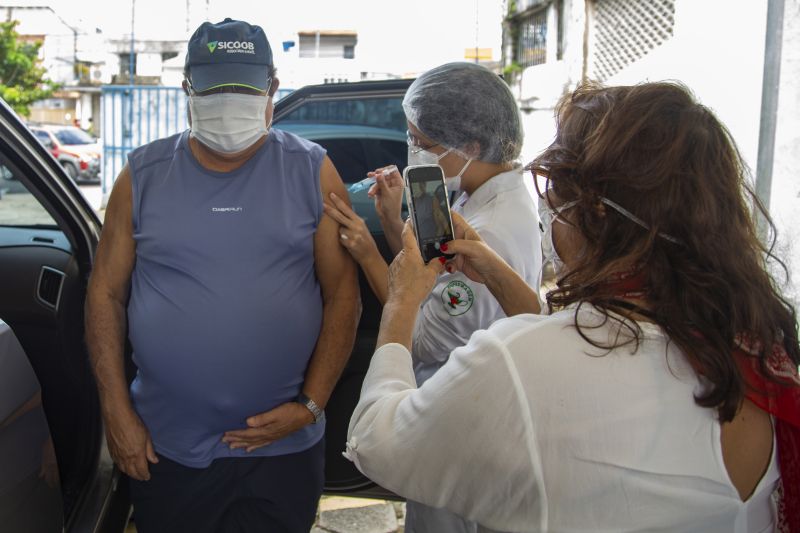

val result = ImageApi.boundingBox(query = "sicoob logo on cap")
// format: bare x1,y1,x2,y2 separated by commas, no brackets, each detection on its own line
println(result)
207,40,256,55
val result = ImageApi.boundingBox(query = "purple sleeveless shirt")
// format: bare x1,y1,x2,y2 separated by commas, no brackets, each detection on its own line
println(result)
127,129,325,467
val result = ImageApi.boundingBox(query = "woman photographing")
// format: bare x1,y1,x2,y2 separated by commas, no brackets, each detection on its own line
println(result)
346,82,800,532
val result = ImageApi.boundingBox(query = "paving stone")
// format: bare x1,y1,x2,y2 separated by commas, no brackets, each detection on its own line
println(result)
319,496,386,512
317,503,398,533
391,501,406,520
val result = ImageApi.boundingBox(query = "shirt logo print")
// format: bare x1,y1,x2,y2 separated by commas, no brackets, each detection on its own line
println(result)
441,280,474,316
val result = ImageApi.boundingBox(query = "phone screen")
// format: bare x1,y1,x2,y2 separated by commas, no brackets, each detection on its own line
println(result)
404,164,455,263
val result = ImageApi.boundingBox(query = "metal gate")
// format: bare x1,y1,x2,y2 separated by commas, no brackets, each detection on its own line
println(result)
100,86,187,198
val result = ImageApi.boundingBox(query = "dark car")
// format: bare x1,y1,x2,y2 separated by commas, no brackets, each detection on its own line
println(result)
30,125,101,184
0,79,411,531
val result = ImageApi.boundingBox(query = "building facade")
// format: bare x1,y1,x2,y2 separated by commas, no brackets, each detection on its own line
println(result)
503,0,800,306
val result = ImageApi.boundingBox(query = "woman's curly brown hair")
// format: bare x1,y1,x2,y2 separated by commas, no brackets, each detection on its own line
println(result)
529,81,799,422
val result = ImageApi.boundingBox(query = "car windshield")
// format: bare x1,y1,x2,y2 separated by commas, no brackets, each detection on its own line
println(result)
280,97,407,133
54,127,95,145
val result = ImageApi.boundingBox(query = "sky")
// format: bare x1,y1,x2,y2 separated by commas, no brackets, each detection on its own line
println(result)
45,0,506,75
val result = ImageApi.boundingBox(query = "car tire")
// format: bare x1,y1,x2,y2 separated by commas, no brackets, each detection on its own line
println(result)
63,162,78,181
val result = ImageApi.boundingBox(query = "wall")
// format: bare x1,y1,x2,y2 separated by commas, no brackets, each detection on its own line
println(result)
770,0,800,307
515,0,585,163
511,0,800,307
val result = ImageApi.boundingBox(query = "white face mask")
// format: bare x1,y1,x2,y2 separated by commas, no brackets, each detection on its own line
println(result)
406,146,472,191
538,198,579,276
189,93,270,153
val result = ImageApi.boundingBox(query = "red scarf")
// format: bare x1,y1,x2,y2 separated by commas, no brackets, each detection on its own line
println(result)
735,336,800,532
601,273,800,529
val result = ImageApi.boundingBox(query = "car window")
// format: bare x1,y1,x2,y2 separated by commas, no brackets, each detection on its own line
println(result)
53,127,94,145
281,97,406,133
0,161,57,227
33,130,52,145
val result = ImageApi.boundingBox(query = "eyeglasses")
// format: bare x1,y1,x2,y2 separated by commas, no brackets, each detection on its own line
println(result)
524,162,552,200
528,164,682,245
406,130,439,154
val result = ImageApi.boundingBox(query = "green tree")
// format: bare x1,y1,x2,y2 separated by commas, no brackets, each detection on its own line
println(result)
0,20,59,117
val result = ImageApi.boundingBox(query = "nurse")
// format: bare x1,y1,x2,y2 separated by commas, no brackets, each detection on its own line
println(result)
324,61,542,533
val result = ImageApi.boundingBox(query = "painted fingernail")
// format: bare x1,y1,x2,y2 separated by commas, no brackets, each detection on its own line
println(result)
440,243,448,251
446,265,453,273
438,256,446,264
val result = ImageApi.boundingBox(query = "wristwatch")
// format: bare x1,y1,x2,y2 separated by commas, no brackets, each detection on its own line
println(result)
296,393,324,424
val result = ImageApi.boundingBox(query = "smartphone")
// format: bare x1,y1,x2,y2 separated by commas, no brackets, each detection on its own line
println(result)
403,164,455,263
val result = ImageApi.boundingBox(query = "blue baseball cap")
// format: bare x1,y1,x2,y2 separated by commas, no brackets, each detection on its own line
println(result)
185,18,273,93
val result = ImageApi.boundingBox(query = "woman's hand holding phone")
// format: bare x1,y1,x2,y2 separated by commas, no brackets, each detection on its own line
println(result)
445,212,541,316
444,212,507,285
387,220,446,308
377,220,445,350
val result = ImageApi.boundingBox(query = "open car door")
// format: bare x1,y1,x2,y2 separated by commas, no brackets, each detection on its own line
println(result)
0,100,129,532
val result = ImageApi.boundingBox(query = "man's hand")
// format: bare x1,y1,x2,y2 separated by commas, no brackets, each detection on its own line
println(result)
222,402,314,453
105,407,159,481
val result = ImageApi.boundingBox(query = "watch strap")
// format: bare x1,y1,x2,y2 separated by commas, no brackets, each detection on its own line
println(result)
296,393,323,424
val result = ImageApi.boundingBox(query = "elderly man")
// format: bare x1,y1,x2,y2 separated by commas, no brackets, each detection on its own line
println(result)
85,18,360,533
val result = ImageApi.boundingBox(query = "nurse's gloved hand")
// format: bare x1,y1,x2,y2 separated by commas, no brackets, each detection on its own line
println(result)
324,192,381,265
443,211,507,286
222,401,314,453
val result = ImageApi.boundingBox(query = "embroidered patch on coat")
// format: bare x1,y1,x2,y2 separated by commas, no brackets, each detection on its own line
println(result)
441,280,474,316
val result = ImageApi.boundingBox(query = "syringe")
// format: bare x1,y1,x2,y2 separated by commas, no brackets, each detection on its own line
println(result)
348,165,399,194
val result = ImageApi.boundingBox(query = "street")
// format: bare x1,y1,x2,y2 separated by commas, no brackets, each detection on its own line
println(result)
77,182,103,214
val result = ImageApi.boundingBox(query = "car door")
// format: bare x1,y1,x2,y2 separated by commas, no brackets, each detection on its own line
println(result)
0,101,129,532
273,79,411,497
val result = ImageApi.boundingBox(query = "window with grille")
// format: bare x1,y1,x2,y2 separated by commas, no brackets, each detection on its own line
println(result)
590,0,675,82
517,9,548,68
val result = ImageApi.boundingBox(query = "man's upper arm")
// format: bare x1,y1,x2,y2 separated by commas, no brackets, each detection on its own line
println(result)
314,155,358,298
88,165,136,304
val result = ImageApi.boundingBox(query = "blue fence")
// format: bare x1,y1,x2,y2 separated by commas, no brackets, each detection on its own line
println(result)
101,85,187,197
